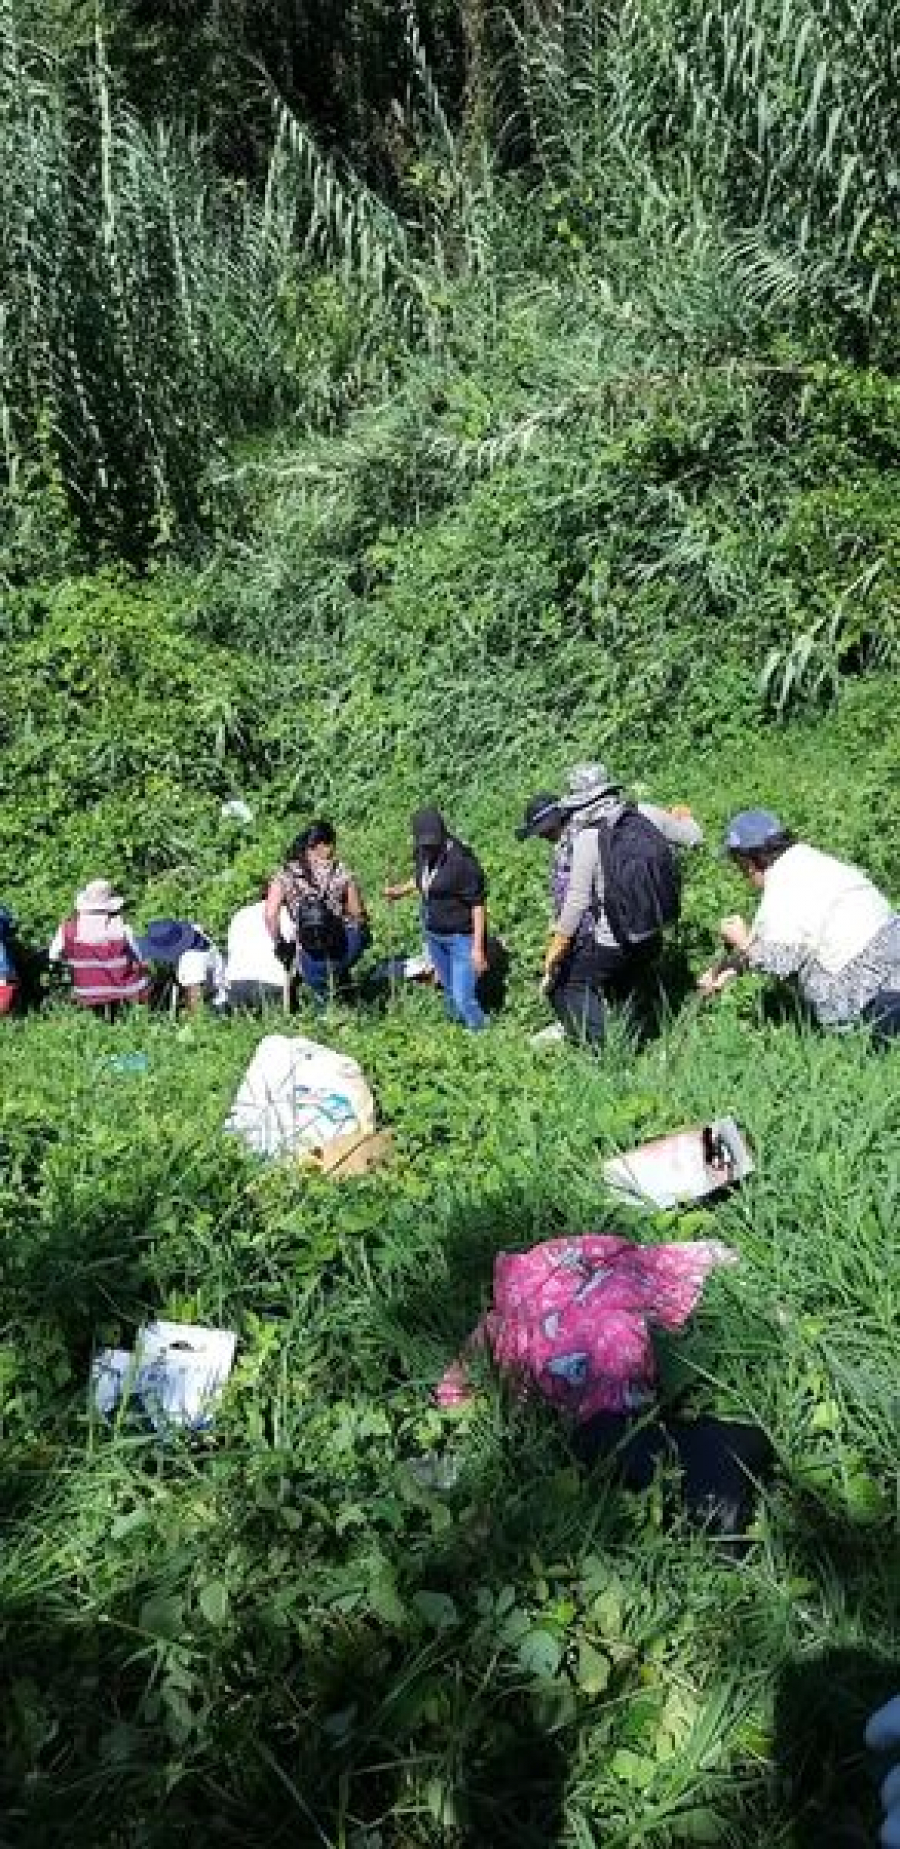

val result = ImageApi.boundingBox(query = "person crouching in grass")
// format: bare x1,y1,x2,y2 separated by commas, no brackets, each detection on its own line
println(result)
266,820,370,1005
698,808,900,1042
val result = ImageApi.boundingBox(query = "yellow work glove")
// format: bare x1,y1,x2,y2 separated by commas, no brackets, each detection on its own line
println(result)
543,932,570,981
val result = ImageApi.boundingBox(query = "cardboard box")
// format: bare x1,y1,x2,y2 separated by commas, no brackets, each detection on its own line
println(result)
304,1127,396,1179
602,1116,754,1211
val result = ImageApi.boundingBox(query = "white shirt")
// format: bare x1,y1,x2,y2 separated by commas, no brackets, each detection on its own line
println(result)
224,901,292,989
177,941,226,998
752,843,893,975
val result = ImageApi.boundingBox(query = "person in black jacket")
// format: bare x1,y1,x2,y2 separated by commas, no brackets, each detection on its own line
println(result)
384,808,488,1030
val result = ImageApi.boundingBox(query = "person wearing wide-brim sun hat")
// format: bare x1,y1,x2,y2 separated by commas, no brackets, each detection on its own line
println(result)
135,918,226,1014
516,763,704,1047
48,878,151,1012
698,809,900,1042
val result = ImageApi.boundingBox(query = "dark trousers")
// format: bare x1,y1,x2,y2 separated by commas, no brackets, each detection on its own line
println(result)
862,989,900,1047
572,1411,773,1546
227,980,286,1014
549,938,658,1046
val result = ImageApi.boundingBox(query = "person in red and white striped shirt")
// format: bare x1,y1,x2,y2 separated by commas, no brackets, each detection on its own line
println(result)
49,878,150,1012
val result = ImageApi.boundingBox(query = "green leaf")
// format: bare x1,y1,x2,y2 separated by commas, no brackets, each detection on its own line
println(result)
674,1809,727,1842
139,1593,184,1640
198,1579,230,1628
412,1590,459,1632
591,1588,625,1638
576,1641,611,1695
517,1628,563,1681
610,1748,656,1789
367,1560,405,1626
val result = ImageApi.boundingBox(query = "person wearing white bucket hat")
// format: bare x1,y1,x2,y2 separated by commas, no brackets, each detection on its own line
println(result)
49,878,150,1013
521,761,703,1046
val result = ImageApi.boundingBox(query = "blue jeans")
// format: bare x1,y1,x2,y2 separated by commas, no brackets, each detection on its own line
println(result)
426,931,487,1031
298,922,370,1002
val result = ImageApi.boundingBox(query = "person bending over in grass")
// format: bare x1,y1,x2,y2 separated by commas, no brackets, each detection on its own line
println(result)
384,808,488,1031
698,809,900,1041
135,919,226,1014
223,883,294,1013
266,820,370,1005
518,764,703,1047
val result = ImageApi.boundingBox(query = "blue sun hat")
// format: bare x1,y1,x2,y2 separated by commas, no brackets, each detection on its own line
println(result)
723,810,784,855
135,919,209,965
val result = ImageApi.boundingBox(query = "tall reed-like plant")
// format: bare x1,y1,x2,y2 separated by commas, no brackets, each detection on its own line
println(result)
500,0,899,336
0,4,314,558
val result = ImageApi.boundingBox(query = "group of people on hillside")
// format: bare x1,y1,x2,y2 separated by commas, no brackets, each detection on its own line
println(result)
515,762,900,1045
1,761,898,1044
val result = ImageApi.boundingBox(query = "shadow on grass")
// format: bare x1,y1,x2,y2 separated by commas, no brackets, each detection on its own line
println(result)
1,1184,897,1849
773,1645,900,1849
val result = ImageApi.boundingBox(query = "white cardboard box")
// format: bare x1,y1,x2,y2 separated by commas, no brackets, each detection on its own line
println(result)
92,1320,237,1432
602,1116,754,1210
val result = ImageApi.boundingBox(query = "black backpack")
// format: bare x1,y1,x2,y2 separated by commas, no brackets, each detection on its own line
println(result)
595,808,681,948
293,892,347,959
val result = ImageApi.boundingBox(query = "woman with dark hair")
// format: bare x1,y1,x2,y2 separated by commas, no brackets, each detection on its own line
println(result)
698,809,900,1038
384,808,488,1030
265,821,369,1003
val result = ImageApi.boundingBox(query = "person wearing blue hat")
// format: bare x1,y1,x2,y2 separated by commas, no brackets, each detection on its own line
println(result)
698,809,900,1041
136,919,225,1014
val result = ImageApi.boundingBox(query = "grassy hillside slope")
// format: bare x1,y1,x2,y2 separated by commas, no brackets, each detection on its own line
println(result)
1,650,899,1846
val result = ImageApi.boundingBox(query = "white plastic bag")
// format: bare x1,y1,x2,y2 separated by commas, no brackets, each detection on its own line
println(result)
92,1320,237,1432
225,1034,375,1159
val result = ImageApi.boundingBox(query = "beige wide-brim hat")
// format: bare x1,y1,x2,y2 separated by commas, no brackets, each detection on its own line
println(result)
561,761,621,810
75,878,125,915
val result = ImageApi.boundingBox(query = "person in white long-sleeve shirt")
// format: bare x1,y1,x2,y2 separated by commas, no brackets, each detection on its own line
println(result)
224,890,294,1012
698,809,900,1039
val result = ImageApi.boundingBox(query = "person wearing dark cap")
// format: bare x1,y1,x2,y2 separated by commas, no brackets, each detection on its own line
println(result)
698,810,900,1039
515,794,566,848
384,809,488,1030
518,765,703,1046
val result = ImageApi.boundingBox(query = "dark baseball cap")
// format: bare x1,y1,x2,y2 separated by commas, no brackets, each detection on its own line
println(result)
723,809,784,854
516,792,564,841
411,807,447,849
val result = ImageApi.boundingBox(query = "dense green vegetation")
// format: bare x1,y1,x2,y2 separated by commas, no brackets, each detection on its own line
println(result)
1,1,899,1844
